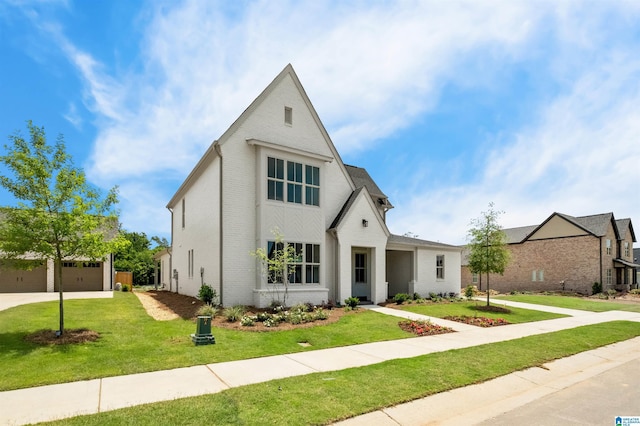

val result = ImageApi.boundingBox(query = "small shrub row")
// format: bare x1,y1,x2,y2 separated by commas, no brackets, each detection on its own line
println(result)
239,305,329,328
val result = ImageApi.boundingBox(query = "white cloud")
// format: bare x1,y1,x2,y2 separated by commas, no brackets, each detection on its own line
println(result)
389,46,640,245
36,0,640,240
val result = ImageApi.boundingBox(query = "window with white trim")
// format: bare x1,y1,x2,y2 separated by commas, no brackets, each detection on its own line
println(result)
472,273,478,284
181,198,186,229
284,106,292,125
188,249,194,278
436,255,445,279
624,241,630,258
267,157,284,201
606,239,611,255
267,157,320,206
606,268,612,285
305,244,320,283
287,161,303,204
305,165,320,206
267,241,320,285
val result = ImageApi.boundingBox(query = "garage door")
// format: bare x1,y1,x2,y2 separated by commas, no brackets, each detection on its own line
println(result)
54,262,104,292
0,262,47,293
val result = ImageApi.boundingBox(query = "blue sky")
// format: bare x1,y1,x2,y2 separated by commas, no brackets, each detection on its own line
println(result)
1,1,639,245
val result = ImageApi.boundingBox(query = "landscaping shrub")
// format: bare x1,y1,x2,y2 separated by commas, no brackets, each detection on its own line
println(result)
393,293,411,304
223,305,246,322
198,284,217,305
631,289,640,295
197,304,218,317
240,315,255,327
592,282,602,295
313,308,329,320
464,285,476,300
121,284,131,292
344,296,360,309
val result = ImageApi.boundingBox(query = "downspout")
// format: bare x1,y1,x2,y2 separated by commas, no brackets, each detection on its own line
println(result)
167,207,173,292
214,142,224,306
330,229,340,305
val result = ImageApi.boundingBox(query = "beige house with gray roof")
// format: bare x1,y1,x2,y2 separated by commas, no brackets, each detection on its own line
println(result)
462,212,638,294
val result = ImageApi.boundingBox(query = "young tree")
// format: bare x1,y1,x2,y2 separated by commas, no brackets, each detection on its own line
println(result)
0,121,128,335
466,202,510,306
251,228,299,307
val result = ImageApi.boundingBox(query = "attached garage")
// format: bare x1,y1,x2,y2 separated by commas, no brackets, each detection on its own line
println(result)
54,262,104,292
0,261,47,293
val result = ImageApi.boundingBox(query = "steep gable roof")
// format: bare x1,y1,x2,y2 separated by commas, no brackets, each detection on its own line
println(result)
503,212,628,244
168,64,356,208
344,165,393,210
328,186,389,236
616,218,636,242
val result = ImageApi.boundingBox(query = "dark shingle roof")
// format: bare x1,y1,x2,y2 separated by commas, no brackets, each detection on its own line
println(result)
503,225,538,244
344,165,387,199
557,212,614,237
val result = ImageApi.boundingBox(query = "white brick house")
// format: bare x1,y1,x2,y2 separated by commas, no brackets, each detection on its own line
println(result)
166,64,461,307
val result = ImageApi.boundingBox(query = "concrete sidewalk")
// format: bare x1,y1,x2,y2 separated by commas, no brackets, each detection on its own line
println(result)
1,301,639,425
0,291,113,312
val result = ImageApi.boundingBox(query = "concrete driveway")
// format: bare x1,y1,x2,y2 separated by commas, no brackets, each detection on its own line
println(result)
0,291,113,311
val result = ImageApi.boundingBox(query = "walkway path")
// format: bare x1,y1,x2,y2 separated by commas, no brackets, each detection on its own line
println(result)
1,298,639,425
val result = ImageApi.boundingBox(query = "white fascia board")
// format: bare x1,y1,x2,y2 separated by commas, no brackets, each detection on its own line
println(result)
246,138,334,163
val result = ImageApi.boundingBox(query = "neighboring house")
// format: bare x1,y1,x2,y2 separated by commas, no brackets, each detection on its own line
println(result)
153,248,171,290
634,248,640,288
0,255,114,293
166,64,461,308
461,212,638,294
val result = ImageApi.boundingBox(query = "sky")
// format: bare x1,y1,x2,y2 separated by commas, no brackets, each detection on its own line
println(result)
1,0,639,246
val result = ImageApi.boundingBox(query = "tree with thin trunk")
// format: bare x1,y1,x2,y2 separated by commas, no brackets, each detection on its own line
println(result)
466,202,510,306
251,227,299,308
0,121,128,335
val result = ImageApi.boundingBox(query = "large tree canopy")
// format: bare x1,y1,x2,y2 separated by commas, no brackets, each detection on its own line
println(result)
114,231,168,286
466,202,510,306
0,121,128,334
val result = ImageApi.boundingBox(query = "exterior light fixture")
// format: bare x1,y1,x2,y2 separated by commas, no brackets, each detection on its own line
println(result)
362,219,368,227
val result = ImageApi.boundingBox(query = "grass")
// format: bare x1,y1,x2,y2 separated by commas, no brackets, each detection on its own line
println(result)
41,321,640,425
0,293,411,391
495,294,640,313
398,300,567,323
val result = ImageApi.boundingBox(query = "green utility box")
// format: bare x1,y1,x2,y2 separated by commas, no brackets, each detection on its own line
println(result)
191,316,215,345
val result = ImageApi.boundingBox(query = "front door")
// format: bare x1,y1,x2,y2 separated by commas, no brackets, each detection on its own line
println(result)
352,248,370,301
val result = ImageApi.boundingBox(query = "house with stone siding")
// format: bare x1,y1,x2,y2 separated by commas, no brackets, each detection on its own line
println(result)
165,64,461,308
461,212,638,294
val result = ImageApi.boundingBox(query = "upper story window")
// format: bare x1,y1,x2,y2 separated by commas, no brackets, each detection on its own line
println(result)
436,255,445,279
287,161,303,204
624,241,630,257
267,157,284,201
305,165,320,206
284,106,293,125
181,198,186,229
267,156,320,206
605,239,611,255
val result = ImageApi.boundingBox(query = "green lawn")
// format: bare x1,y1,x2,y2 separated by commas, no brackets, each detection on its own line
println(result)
398,300,567,323
495,294,640,313
0,293,411,391
42,321,640,426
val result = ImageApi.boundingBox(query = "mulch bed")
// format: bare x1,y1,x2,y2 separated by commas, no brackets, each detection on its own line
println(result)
398,320,455,336
443,315,510,327
25,328,100,345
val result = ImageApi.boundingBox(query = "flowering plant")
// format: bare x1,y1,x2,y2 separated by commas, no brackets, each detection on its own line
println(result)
398,320,454,336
